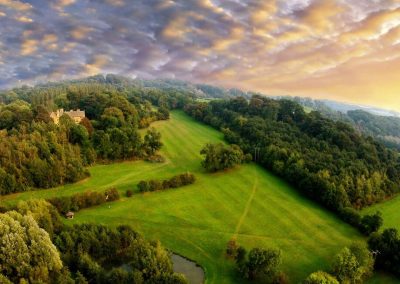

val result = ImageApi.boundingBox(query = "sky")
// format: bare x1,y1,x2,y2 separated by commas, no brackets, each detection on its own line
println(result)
0,0,399,110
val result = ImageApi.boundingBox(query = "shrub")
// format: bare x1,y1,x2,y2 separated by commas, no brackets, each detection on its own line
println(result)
47,189,120,214
138,173,196,193
359,211,383,235
105,187,120,201
138,180,150,192
126,189,133,197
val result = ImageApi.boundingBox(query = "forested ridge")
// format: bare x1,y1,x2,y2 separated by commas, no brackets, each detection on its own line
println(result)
0,76,182,195
184,96,400,211
285,96,400,150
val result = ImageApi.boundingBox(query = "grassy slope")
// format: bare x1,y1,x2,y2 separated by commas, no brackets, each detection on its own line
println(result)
1,111,364,283
362,195,400,231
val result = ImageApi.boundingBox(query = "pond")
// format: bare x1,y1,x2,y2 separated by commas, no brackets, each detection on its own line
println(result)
171,253,205,284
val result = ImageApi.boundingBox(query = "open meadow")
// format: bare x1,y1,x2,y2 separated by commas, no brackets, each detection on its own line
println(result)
362,195,400,232
1,111,367,283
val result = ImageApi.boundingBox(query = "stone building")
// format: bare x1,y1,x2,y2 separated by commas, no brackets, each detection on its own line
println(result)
50,109,85,124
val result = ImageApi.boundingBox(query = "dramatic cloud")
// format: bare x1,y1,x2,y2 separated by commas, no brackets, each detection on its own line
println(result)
0,0,399,110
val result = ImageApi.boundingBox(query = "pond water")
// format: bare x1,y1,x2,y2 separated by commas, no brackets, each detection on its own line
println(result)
171,253,205,284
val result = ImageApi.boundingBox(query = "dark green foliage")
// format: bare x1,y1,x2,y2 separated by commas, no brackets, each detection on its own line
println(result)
0,120,90,194
105,187,120,201
226,239,239,259
54,224,187,283
238,247,281,281
236,246,247,264
359,211,383,235
185,96,400,212
0,80,173,195
339,207,362,227
338,208,382,235
368,228,400,276
200,143,245,172
126,189,133,197
157,106,170,120
143,127,163,156
138,173,196,193
47,189,119,214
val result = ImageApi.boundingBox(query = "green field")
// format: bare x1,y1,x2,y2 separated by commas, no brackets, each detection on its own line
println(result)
1,111,365,283
362,195,400,231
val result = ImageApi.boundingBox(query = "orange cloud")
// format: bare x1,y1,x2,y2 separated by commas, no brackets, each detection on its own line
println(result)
300,0,344,34
20,39,38,56
84,55,109,75
70,26,92,40
340,8,400,44
15,15,33,22
58,0,75,6
43,34,58,50
0,0,32,11
250,1,277,27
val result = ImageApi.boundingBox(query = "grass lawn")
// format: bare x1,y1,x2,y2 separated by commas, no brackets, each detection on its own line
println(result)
362,195,400,231
1,110,365,283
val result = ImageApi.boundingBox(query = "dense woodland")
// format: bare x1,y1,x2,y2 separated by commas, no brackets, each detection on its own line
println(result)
184,96,400,212
287,96,400,150
0,77,181,195
0,200,187,283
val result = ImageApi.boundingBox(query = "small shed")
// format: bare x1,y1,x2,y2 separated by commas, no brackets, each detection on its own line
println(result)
65,211,75,219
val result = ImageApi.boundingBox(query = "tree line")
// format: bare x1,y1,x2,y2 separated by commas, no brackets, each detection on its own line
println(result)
138,172,196,193
184,96,400,213
47,188,119,214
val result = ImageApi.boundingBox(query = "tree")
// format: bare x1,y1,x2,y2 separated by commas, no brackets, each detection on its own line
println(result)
360,212,383,235
75,271,88,284
143,128,162,156
236,246,247,264
34,105,52,123
368,228,400,276
239,247,281,280
304,271,339,284
200,143,245,172
0,274,12,284
226,238,239,258
0,211,62,283
332,247,362,283
157,106,170,120
16,199,63,237
79,117,94,136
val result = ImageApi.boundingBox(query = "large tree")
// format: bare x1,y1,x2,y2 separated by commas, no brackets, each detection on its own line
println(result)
0,211,63,283
200,143,245,172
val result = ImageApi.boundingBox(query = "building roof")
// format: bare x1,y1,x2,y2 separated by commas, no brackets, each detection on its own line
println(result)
65,109,85,118
66,211,75,216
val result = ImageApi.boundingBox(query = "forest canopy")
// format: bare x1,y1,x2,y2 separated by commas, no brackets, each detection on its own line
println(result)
184,96,400,211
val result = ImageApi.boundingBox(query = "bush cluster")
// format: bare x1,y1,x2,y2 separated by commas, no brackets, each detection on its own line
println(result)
47,188,119,214
138,173,196,193
339,207,383,235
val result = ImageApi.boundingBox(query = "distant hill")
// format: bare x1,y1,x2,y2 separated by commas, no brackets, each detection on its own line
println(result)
281,96,400,150
321,99,400,118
